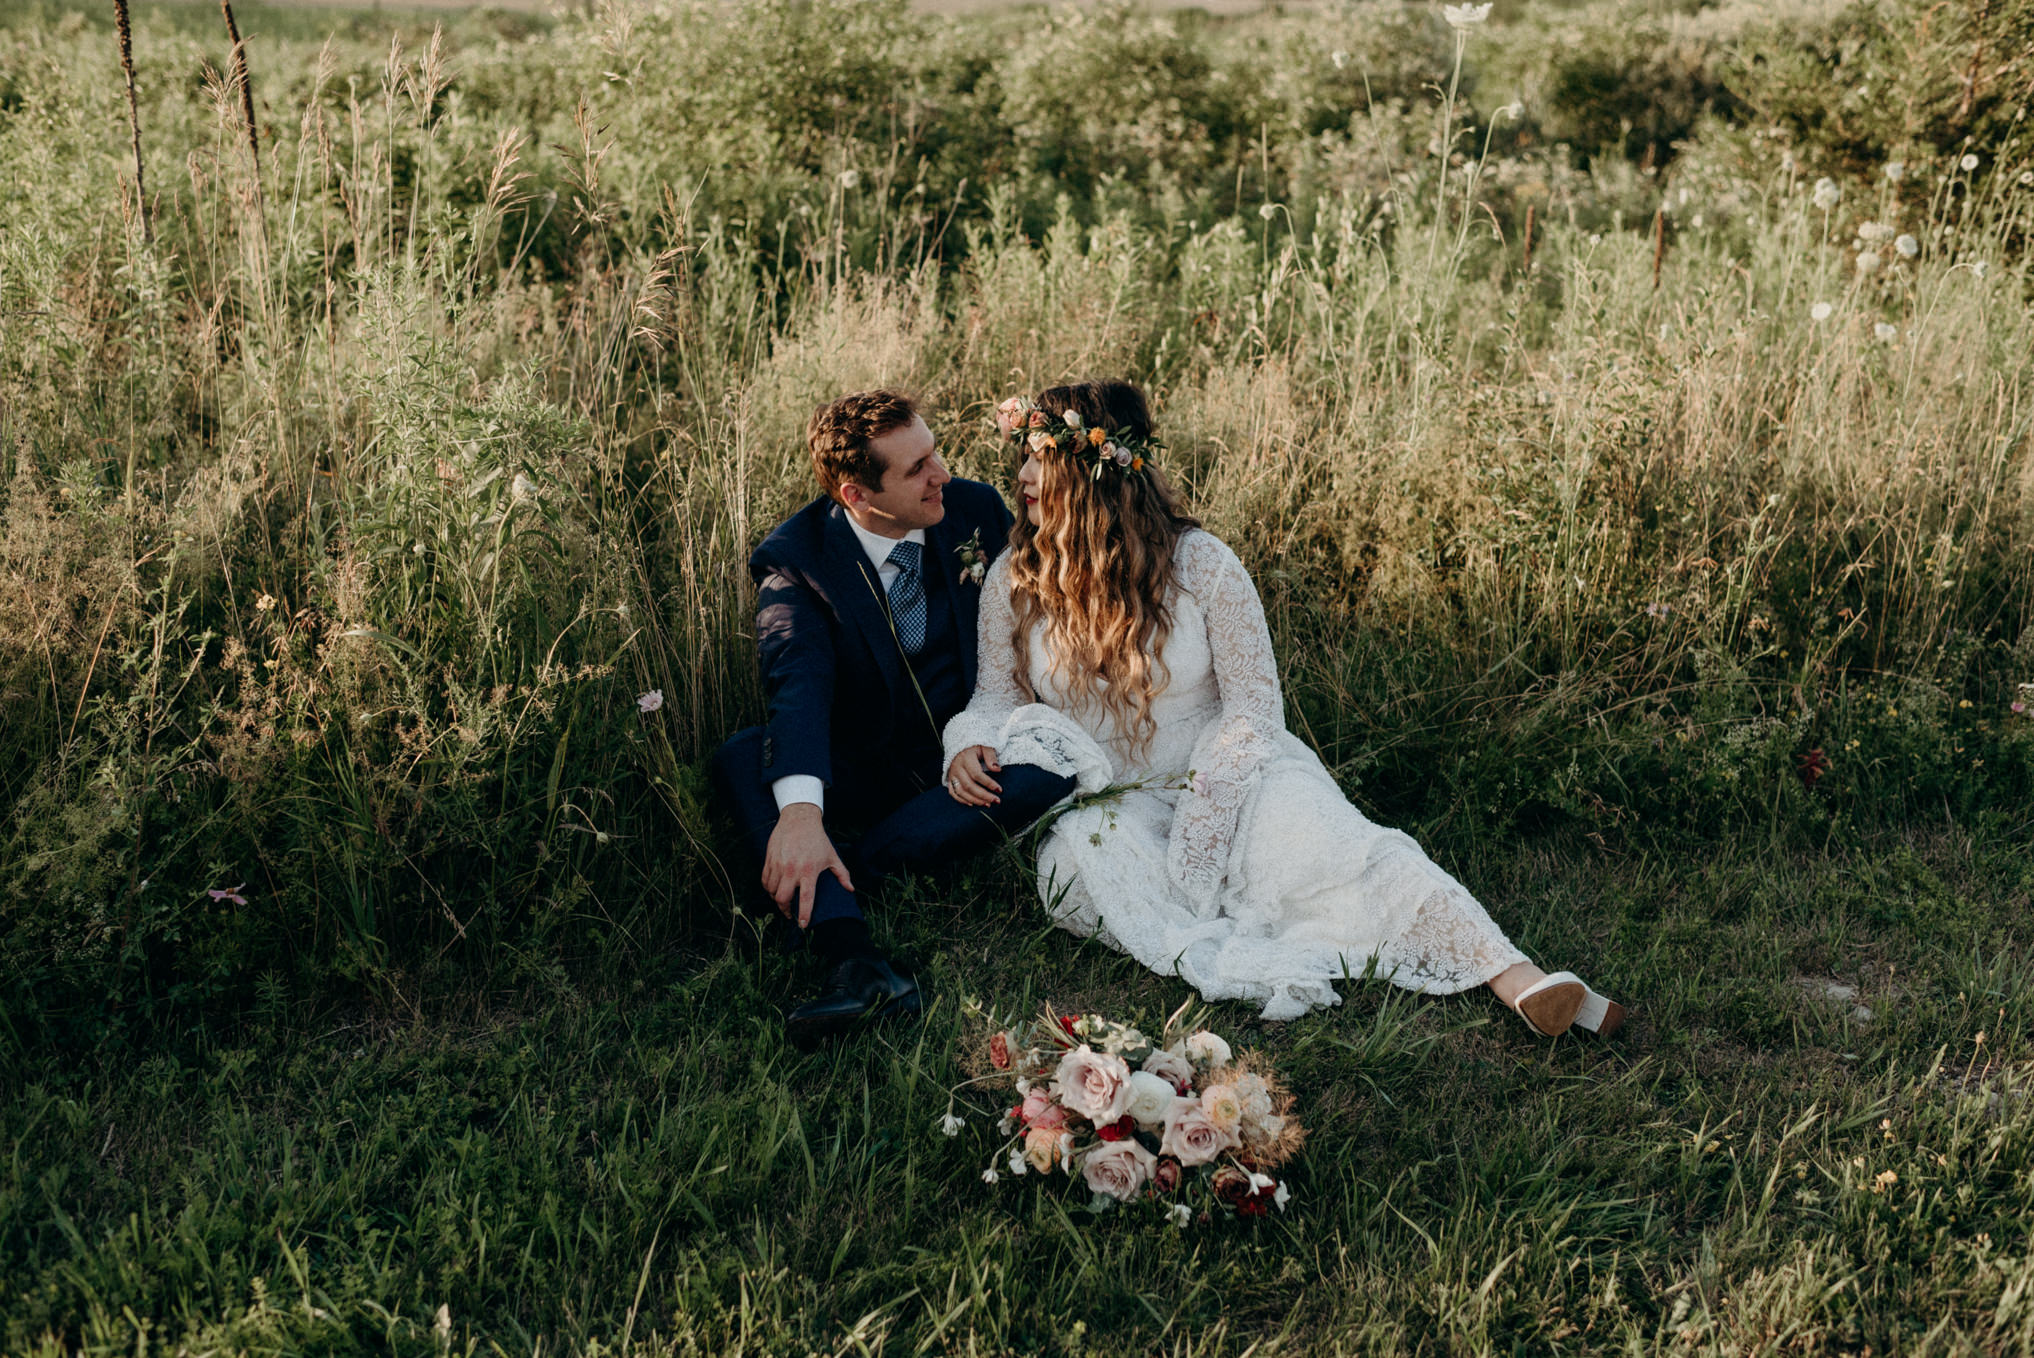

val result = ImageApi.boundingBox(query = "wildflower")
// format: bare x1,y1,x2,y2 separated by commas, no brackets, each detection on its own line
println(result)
1813,177,1840,210
1645,602,1671,619
1442,3,1493,28
1969,260,1989,280
1274,1181,1292,1211
1797,748,1831,788
1856,221,1894,243
1811,301,1834,322
939,1113,965,1138
1884,160,1905,183
1960,153,1979,172
1856,251,1881,277
1007,1150,1028,1176
982,1167,999,1184
2020,171,2034,188
1331,49,1348,69
637,690,663,714
2012,701,2026,715
1875,322,1897,342
1259,202,1278,220
208,884,249,906
1895,234,1919,258
838,169,860,190
1168,1203,1193,1228
1499,101,1525,120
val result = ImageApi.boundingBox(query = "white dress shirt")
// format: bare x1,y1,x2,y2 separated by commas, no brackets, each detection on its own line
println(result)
770,518,927,813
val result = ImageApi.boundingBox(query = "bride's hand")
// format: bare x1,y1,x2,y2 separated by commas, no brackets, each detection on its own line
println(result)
946,745,1003,806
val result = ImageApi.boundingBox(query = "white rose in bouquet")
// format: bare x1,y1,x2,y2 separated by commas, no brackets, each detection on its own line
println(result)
1183,1031,1233,1069
1125,1071,1179,1129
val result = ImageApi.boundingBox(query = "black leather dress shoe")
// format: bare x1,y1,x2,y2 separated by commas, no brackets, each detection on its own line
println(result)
785,955,923,1050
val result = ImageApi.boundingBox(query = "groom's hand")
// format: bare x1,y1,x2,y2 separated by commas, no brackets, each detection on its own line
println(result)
946,745,1003,807
764,803,853,929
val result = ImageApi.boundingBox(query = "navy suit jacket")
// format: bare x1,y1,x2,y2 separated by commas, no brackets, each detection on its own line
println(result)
749,478,1013,794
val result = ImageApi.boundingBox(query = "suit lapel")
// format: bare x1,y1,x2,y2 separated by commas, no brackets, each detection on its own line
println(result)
922,510,981,693
825,504,907,698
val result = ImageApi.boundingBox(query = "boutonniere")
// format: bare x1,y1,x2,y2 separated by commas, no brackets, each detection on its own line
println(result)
955,529,988,586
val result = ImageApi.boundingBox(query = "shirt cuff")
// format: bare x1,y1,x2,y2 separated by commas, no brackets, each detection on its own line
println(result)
771,774,825,813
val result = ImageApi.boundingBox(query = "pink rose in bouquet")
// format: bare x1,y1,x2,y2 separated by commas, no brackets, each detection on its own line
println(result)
1140,1048,1196,1095
1019,1087,1069,1131
1053,1045,1132,1124
1082,1139,1157,1202
1161,1099,1238,1167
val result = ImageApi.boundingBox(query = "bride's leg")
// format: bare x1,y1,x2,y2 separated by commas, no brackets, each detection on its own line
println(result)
1485,961,1545,1007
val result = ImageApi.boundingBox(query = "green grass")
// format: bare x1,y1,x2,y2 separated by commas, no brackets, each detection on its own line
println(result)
4,0,2034,1348
9,828,2034,1354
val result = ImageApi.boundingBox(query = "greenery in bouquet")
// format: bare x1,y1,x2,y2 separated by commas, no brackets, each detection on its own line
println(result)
946,1002,1304,1224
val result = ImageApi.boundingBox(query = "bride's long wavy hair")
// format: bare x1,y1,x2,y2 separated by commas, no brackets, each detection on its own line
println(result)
1005,380,1199,756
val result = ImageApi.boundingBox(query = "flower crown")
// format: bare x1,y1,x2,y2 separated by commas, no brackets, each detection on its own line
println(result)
996,395,1160,480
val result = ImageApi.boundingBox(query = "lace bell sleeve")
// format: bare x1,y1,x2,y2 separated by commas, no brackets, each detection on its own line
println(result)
1168,532,1285,911
941,555,1027,769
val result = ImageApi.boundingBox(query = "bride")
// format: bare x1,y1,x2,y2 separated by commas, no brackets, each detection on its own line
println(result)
941,380,1625,1033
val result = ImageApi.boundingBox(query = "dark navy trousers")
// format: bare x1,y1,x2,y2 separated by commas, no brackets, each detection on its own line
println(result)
709,725,1075,932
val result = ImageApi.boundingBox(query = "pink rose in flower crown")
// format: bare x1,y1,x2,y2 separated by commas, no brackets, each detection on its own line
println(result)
1053,1045,1132,1124
1081,1138,1157,1202
1019,1086,1069,1131
1140,1048,1196,1095
1161,1098,1238,1167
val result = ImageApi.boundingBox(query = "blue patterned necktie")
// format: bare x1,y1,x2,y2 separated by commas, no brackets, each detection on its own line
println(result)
886,539,927,656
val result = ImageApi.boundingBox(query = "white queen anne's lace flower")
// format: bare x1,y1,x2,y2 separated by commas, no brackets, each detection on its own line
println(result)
1813,178,1840,210
1895,233,1920,258
1442,2,1493,28
1960,153,1980,171
1811,301,1834,322
1875,323,1898,342
1884,160,1905,183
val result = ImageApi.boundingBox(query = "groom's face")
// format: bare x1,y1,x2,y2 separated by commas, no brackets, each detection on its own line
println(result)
844,415,950,536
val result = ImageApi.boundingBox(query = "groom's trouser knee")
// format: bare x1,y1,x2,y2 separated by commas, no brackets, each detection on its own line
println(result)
850,764,1075,884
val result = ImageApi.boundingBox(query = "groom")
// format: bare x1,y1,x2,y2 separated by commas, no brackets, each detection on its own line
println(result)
710,390,1074,1048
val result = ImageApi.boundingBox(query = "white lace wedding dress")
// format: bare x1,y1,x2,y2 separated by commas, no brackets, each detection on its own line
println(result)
942,530,1528,1020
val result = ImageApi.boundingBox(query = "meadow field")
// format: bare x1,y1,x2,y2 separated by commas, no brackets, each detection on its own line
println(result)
3,0,2034,1351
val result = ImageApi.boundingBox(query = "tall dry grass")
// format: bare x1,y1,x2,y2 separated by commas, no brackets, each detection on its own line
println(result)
0,0,2029,1032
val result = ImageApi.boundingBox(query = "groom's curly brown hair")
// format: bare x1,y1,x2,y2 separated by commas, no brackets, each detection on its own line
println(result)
807,389,918,501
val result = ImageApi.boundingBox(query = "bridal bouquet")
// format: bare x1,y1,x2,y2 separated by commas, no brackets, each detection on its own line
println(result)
947,1003,1304,1224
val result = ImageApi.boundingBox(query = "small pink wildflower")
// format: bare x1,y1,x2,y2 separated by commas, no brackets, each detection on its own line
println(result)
208,884,249,906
